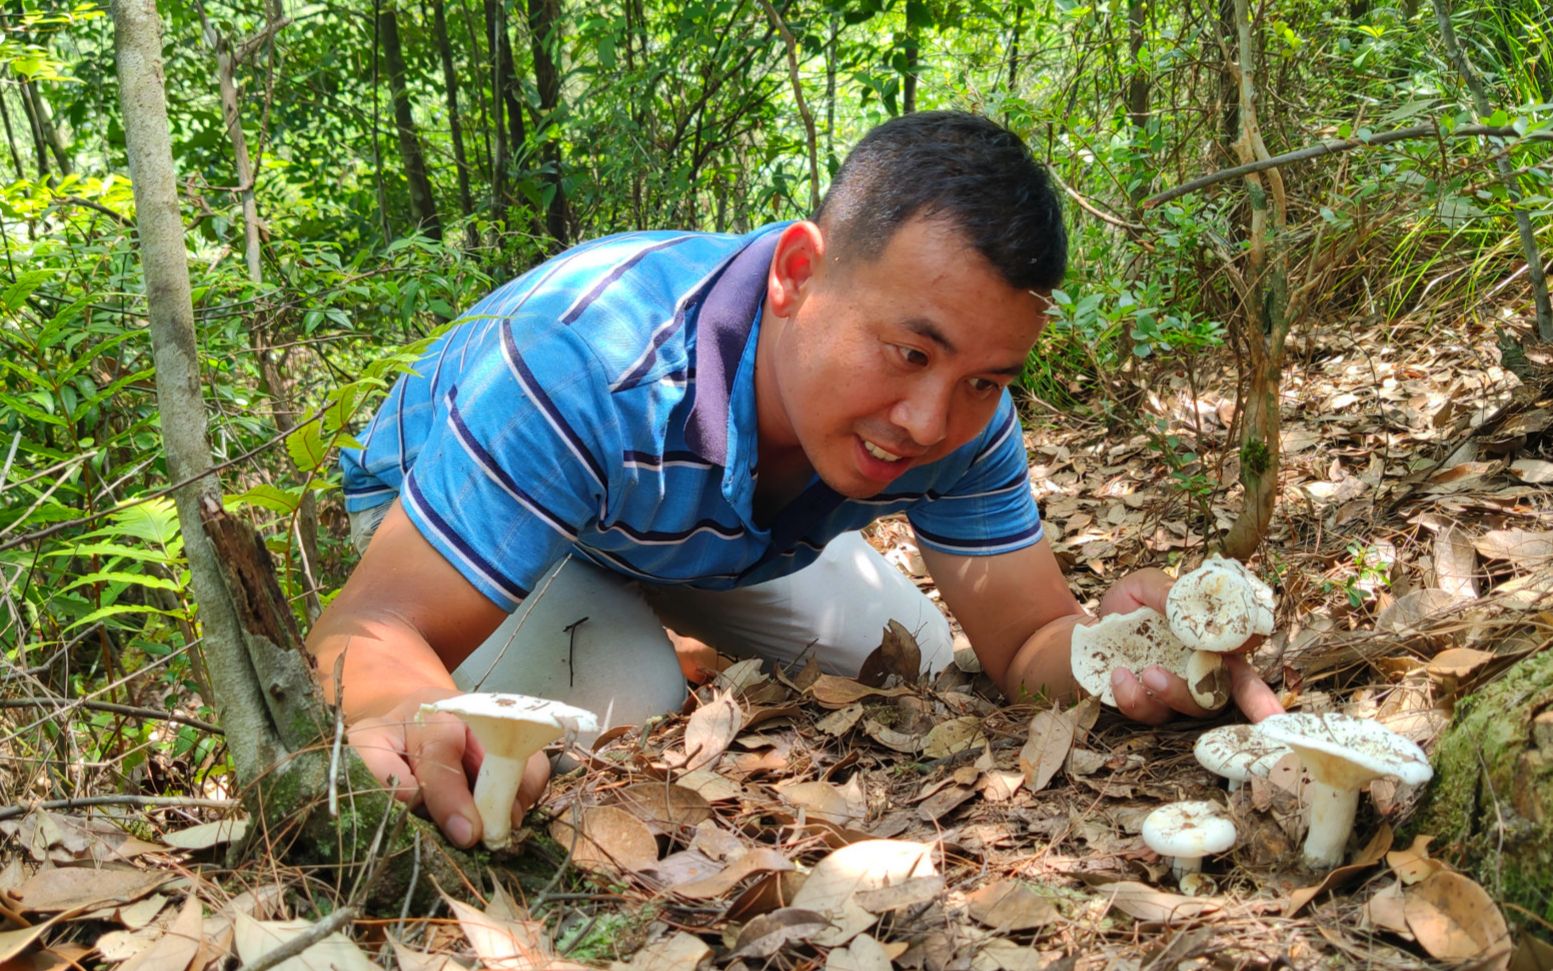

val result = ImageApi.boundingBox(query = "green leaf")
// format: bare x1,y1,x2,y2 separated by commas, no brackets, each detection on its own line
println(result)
107,498,182,546
230,483,302,516
61,570,182,594
63,602,179,632
285,422,330,471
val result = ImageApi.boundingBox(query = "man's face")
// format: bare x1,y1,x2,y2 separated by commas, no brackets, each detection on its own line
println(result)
756,216,1051,499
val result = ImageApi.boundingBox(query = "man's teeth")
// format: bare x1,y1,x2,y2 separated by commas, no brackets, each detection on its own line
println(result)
864,441,903,462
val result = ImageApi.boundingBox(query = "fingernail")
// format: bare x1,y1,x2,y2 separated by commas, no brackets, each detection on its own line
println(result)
1143,669,1170,693
1110,669,1129,687
447,814,474,848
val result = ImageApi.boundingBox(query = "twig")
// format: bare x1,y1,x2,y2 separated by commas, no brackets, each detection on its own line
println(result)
1044,166,1147,233
235,905,358,971
0,795,238,822
0,697,221,734
757,0,820,212
1144,123,1551,208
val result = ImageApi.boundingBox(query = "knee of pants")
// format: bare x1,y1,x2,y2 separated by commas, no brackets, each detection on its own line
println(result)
452,555,688,746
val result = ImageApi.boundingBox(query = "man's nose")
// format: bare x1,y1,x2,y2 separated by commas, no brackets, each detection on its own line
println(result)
890,381,951,448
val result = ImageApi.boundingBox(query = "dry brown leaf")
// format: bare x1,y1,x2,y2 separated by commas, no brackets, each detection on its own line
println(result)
922,716,985,759
825,932,894,971
232,913,377,971
10,865,171,914
1434,527,1480,600
856,620,922,687
916,784,975,821
443,894,584,970
1510,932,1553,971
808,675,912,708
1019,704,1078,792
609,783,713,835
1474,529,1553,566
1404,870,1512,968
390,936,470,971
972,938,1055,971
1095,881,1222,923
669,847,794,899
549,805,659,873
113,893,169,930
1510,459,1553,483
778,780,864,827
609,931,712,970
676,693,742,771
0,923,55,965
673,768,744,802
861,717,919,754
816,703,865,736
789,839,937,946
853,874,944,913
1426,649,1497,682
1363,880,1412,937
1386,835,1443,885
965,880,1060,931
1284,824,1393,916
162,818,248,851
1376,588,1461,633
731,907,829,959
118,895,202,971
715,658,767,694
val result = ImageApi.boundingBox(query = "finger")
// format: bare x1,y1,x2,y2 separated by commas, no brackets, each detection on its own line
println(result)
1136,665,1217,719
348,726,419,804
1097,568,1173,618
1227,655,1285,722
1110,668,1174,725
407,713,482,848
510,750,553,828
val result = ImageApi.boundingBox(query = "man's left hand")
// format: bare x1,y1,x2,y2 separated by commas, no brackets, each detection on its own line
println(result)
1097,567,1284,724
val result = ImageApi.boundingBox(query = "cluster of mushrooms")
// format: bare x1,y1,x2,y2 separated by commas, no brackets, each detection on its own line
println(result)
1072,555,1434,886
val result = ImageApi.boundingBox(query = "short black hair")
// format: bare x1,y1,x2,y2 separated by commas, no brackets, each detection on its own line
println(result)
814,111,1066,291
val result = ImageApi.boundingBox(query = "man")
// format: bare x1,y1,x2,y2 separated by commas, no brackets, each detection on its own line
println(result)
307,112,1280,849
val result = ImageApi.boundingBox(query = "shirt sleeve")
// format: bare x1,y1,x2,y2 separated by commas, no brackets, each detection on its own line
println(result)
906,392,1043,557
399,321,621,611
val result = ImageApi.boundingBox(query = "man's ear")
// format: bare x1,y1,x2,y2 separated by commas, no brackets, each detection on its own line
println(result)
766,220,826,318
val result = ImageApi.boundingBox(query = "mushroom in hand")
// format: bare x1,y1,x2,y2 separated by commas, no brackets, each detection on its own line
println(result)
420,692,599,850
1256,711,1432,869
1165,556,1276,710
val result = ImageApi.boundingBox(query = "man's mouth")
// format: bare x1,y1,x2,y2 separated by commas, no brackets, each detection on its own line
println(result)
862,439,906,463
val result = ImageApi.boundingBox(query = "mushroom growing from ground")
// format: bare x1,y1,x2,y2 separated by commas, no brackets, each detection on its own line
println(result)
1141,800,1237,882
1256,711,1433,869
1194,724,1293,791
420,692,599,850
1165,556,1276,709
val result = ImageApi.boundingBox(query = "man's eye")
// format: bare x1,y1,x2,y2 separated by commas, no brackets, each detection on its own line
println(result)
896,346,928,367
968,377,1000,396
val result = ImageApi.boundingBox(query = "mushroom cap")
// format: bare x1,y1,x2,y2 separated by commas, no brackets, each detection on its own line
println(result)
1141,801,1237,858
1166,555,1276,653
1070,607,1194,706
1256,712,1432,790
421,692,600,757
1184,650,1231,711
1194,724,1293,782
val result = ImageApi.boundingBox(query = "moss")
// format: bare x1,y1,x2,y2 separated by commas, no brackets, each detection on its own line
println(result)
1240,436,1271,477
1413,647,1553,927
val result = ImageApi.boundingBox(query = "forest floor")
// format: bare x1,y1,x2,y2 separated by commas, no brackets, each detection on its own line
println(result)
3,307,1552,970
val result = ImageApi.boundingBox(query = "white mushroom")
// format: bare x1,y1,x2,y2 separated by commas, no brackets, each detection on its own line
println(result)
1070,607,1194,707
1256,712,1432,869
420,693,599,850
1140,800,1237,881
1193,724,1293,791
1166,555,1275,653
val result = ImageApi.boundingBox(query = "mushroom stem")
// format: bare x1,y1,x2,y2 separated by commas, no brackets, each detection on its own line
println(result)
472,751,528,850
1303,779,1360,868
1172,856,1204,880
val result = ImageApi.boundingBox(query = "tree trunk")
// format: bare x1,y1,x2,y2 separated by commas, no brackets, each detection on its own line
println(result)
113,0,459,902
0,89,26,181
527,0,571,246
1416,645,1553,927
1220,0,1289,560
1126,0,1149,133
20,80,71,177
901,0,924,114
201,8,323,621
1432,0,1551,341
484,0,510,235
428,0,479,249
381,1,443,240
1217,0,1238,152
370,0,394,241
17,79,50,180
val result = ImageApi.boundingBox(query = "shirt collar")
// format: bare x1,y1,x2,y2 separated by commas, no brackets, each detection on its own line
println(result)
683,226,783,466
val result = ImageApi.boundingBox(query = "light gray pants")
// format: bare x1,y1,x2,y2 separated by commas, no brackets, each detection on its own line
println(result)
350,505,952,740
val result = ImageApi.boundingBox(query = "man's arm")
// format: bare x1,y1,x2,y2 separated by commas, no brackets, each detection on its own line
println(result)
306,499,548,847
921,536,1282,722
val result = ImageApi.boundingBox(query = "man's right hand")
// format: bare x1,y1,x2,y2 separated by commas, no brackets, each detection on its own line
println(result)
350,687,551,848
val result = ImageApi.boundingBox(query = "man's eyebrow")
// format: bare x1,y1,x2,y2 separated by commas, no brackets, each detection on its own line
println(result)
903,318,1025,378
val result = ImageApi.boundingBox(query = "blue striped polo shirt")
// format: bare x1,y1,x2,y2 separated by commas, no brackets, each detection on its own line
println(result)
341,224,1044,612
